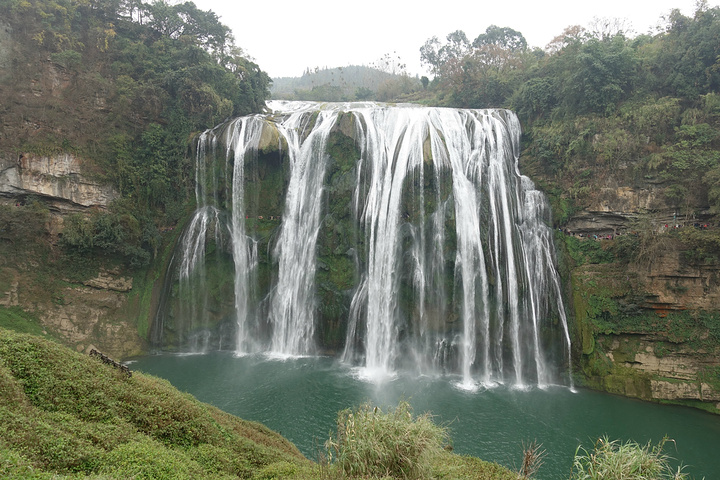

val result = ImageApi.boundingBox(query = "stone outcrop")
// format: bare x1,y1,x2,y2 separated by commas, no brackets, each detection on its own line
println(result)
568,185,720,414
83,270,133,292
564,184,712,235
0,153,118,211
0,265,146,359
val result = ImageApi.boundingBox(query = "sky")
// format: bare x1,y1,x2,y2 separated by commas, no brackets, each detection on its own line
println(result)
189,0,718,79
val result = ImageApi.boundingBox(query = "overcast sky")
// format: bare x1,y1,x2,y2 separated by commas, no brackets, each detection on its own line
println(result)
190,0,717,79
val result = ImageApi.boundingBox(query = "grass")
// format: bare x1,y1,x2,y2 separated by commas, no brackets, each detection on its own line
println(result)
0,306,48,337
323,401,450,479
571,436,689,480
0,328,313,479
0,328,524,479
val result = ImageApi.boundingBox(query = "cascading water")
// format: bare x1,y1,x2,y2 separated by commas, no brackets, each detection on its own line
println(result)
268,109,337,356
153,101,571,387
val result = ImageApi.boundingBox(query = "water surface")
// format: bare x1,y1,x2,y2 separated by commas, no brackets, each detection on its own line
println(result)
131,352,720,479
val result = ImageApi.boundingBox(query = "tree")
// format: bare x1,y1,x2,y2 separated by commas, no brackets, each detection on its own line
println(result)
653,5,720,98
420,30,471,75
563,35,638,114
473,25,527,52
427,26,534,108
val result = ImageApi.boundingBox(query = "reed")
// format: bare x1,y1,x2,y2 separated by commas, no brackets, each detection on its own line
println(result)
571,436,689,480
325,401,449,479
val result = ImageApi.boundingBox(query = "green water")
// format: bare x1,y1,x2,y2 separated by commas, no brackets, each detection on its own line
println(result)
131,352,720,479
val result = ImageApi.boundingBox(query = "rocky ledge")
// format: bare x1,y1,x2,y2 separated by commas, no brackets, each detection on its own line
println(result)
0,153,118,211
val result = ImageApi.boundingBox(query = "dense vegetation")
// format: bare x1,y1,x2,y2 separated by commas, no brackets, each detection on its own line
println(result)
0,328,527,479
419,5,720,231
0,0,270,267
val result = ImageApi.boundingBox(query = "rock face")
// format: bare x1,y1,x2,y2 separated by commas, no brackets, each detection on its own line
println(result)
0,153,118,210
566,185,720,414
0,265,147,359
40,282,143,358
0,152,142,359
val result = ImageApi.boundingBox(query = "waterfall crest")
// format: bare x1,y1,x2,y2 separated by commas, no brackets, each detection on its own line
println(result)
153,101,572,386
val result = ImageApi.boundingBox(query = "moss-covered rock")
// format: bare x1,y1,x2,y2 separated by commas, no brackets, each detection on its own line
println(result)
568,259,720,413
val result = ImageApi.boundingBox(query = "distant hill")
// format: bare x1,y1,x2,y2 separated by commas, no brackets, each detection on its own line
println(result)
271,65,424,102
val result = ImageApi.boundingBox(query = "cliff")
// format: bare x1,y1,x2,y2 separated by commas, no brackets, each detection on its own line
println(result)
557,183,720,414
0,153,118,211
0,151,151,359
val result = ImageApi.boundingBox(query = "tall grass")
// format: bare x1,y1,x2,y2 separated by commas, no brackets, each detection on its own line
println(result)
324,401,449,479
571,436,690,480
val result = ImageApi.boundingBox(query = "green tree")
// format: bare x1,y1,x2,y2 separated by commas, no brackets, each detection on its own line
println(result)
563,35,638,115
473,25,527,52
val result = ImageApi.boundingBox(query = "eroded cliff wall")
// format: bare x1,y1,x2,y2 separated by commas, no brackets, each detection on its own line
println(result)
0,152,149,359
559,184,720,413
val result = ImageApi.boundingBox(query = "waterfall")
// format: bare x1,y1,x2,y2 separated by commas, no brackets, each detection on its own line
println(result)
155,101,572,387
225,117,264,354
269,108,337,355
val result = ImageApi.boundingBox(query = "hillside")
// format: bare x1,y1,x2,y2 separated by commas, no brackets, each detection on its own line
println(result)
271,65,425,102
0,328,313,479
0,328,525,479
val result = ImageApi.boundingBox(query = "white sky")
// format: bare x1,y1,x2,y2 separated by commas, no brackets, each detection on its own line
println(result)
190,0,717,79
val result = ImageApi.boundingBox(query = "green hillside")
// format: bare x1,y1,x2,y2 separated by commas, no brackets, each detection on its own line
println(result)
0,328,525,479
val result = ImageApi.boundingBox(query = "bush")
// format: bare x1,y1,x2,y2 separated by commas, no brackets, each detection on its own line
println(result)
0,329,311,478
571,436,688,480
325,401,449,479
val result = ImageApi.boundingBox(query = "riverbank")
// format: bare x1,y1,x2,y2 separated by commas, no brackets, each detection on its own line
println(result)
0,328,521,479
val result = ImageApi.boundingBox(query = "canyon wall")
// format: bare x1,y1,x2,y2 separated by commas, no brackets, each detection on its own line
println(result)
561,184,720,413
0,152,148,359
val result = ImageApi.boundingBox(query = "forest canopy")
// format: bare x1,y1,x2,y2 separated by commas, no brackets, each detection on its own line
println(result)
418,3,720,229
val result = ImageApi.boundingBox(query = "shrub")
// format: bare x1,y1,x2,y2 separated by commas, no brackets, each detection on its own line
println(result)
571,436,688,480
98,437,197,479
325,401,449,479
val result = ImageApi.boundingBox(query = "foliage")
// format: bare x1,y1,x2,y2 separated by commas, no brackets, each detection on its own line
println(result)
421,25,534,108
677,226,720,263
60,210,152,267
0,201,50,246
0,0,271,270
563,35,638,115
0,328,312,478
562,236,615,266
324,401,449,479
571,436,688,480
0,307,46,337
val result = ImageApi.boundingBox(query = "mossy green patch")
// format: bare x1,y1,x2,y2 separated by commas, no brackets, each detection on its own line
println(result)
0,328,312,478
0,307,47,337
